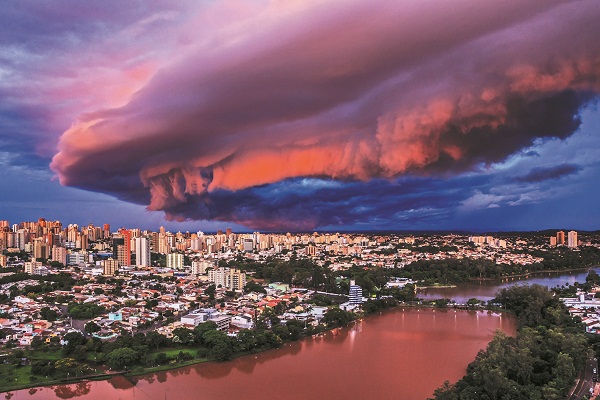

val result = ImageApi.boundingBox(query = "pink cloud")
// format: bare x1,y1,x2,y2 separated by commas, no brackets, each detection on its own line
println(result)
46,0,600,227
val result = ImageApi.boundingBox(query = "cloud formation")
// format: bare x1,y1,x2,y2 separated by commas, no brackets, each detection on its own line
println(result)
516,164,582,183
47,0,600,229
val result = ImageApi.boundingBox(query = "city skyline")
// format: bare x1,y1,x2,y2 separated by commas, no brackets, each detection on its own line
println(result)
2,1,600,232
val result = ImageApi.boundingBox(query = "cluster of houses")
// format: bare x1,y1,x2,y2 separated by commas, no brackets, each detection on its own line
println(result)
562,290,600,334
0,268,347,348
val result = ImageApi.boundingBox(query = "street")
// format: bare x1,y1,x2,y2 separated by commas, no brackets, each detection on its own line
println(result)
569,358,598,400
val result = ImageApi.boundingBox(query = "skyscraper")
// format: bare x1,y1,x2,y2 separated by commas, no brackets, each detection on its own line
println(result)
568,231,578,248
135,236,151,267
112,230,131,267
556,231,565,245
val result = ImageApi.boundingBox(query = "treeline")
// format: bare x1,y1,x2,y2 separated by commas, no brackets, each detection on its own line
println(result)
430,284,590,400
0,272,75,288
24,306,359,380
401,245,600,285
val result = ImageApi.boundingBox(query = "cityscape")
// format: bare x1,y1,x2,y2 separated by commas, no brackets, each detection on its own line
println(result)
0,218,600,398
2,0,600,399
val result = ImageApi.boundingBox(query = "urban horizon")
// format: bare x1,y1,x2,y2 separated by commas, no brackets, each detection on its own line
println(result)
1,217,599,236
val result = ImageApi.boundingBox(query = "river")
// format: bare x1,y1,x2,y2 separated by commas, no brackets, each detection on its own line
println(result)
11,267,596,400
9,308,515,400
418,267,600,303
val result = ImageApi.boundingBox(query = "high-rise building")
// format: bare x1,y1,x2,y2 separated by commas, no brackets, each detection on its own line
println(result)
103,224,111,239
103,258,118,276
32,238,49,260
51,246,67,265
243,238,254,252
568,231,578,248
192,260,213,275
134,236,151,267
349,280,363,304
16,229,29,250
550,236,557,246
208,267,246,290
167,253,184,270
112,230,131,267
24,261,43,274
556,231,565,245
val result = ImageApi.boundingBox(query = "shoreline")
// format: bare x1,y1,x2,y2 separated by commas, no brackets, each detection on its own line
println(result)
4,265,596,393
419,265,598,287
2,304,503,394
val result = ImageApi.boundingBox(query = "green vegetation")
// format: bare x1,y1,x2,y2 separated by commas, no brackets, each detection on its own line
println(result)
67,302,106,319
404,246,600,286
430,284,591,400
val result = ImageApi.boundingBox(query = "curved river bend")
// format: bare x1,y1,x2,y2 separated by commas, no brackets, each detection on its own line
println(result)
10,308,515,400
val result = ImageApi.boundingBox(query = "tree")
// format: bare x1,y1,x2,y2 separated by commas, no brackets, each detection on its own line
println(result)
205,284,216,300
40,306,58,321
211,341,233,361
30,336,44,350
154,352,169,365
245,281,266,294
286,320,303,341
322,308,353,327
236,330,256,352
62,332,87,356
201,329,229,348
106,347,139,370
172,327,195,345
194,321,218,344
466,298,482,309
145,331,169,350
84,321,101,334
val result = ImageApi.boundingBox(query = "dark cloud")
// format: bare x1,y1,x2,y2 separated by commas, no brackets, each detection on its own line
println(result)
516,163,582,183
154,176,484,231
8,0,596,230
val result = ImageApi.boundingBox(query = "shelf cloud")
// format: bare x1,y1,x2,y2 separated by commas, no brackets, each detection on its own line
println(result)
48,0,600,229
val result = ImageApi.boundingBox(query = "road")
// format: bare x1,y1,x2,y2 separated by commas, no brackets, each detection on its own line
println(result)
569,357,598,400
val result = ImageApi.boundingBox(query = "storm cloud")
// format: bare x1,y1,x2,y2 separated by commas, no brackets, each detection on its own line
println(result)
45,0,600,229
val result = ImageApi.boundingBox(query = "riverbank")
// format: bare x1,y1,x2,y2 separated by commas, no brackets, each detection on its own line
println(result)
0,320,337,393
1,301,498,394
468,265,597,281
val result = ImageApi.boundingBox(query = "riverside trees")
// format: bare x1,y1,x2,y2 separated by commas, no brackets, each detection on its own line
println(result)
430,284,591,400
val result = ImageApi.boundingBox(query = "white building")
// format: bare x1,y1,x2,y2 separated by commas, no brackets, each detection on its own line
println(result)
135,236,151,267
568,230,578,248
208,267,246,290
167,253,184,269
349,280,363,304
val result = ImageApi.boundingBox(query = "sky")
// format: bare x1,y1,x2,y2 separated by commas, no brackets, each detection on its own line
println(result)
1,0,599,232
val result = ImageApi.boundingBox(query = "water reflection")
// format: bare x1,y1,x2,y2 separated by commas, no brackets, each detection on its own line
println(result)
53,382,91,399
419,267,600,303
